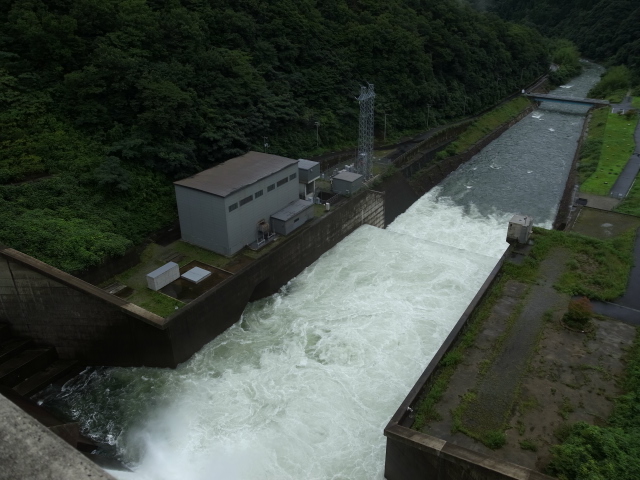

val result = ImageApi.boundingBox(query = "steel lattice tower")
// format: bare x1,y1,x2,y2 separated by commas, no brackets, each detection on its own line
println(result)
356,84,375,178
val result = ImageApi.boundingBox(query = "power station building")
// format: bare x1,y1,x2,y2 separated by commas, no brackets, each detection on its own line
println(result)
174,151,313,256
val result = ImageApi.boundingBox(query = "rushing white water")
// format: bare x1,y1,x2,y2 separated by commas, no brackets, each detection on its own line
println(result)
41,63,603,480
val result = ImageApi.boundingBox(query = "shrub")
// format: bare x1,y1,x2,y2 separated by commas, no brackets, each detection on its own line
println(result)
483,430,507,449
562,297,593,330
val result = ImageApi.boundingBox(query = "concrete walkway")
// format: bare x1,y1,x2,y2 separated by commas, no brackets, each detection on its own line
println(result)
461,250,568,435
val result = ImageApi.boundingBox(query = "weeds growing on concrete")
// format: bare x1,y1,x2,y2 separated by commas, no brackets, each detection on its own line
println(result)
412,277,508,431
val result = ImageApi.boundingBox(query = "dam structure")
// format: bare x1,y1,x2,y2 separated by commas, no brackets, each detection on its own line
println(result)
39,63,604,479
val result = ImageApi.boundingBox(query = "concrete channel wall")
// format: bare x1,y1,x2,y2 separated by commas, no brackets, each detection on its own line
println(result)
0,189,384,367
383,250,554,480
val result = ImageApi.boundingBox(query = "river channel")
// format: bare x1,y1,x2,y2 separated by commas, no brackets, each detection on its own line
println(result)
40,62,604,479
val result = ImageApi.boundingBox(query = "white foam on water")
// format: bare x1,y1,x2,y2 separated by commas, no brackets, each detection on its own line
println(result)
48,62,605,480
50,192,506,480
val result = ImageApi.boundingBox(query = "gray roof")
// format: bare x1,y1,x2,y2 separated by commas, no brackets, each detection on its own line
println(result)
333,171,362,182
174,151,297,197
298,159,319,170
271,200,313,221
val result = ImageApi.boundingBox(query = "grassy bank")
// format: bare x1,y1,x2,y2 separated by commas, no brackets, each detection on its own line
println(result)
435,97,532,160
576,108,608,185
580,111,639,195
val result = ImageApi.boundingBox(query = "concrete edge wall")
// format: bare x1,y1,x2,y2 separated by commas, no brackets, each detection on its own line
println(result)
0,245,165,327
0,190,384,367
383,247,553,480
0,393,117,480
553,107,594,230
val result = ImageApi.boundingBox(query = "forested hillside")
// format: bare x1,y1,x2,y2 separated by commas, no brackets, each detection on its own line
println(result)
0,0,549,272
488,0,640,82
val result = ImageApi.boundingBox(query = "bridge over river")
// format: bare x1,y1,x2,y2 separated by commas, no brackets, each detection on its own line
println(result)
525,92,609,107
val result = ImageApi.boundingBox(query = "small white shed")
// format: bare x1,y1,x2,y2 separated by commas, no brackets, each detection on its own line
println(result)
146,262,180,291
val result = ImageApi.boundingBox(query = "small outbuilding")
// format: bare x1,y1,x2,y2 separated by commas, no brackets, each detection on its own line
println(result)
297,159,320,200
331,171,363,196
270,200,314,235
147,262,180,291
174,151,300,256
506,214,534,244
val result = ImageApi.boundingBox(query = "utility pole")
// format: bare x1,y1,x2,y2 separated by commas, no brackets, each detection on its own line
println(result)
426,104,432,130
314,121,320,148
383,113,388,141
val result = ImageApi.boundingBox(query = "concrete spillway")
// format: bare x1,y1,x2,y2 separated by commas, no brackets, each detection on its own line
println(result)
40,62,604,479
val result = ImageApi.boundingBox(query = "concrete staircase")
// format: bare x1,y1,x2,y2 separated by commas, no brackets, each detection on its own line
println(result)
0,323,79,396
0,323,131,471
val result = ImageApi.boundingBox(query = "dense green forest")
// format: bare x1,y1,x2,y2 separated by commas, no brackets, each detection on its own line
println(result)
0,0,549,272
487,0,640,83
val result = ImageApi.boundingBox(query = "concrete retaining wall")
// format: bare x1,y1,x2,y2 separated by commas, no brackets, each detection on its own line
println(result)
383,249,554,480
0,190,384,367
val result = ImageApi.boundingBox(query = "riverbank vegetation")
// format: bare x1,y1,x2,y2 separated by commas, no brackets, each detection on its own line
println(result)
580,111,639,196
576,108,608,185
548,39,583,86
0,0,550,273
588,65,633,103
435,97,532,160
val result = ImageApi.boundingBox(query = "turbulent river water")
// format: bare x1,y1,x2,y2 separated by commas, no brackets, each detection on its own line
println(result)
40,62,603,480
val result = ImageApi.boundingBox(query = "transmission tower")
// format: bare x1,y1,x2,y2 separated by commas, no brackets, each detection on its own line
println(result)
356,83,375,178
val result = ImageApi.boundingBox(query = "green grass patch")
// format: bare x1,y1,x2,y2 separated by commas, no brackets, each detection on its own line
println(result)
129,290,184,318
603,89,627,104
632,97,640,109
577,108,608,184
580,112,639,195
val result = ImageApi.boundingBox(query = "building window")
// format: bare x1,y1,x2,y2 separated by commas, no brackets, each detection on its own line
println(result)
255,189,263,198
228,203,238,212
289,173,297,181
267,184,275,192
294,218,299,223
277,177,288,187
240,195,253,206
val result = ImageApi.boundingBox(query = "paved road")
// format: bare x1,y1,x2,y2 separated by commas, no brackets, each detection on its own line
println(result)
608,101,640,199
591,227,640,324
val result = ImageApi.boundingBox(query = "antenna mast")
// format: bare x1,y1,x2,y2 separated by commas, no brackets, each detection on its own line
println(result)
356,83,375,178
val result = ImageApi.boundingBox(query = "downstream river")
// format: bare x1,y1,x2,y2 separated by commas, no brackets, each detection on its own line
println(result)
41,62,603,479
